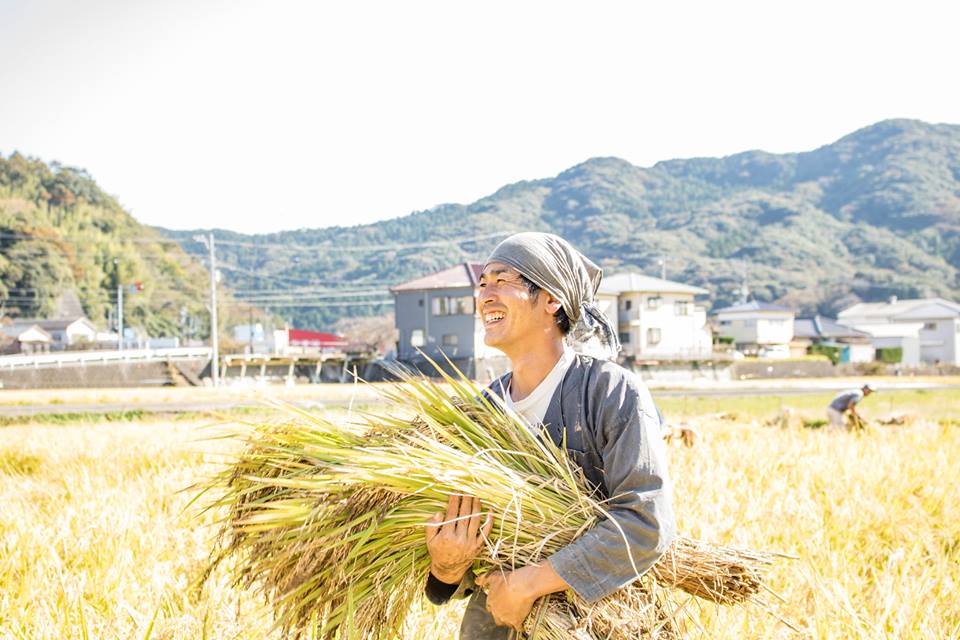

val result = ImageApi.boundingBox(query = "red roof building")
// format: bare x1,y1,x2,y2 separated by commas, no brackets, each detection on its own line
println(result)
288,329,348,350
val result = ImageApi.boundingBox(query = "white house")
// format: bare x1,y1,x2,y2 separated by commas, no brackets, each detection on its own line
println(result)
1,323,53,355
602,273,712,360
713,301,795,358
838,297,960,365
5,317,97,351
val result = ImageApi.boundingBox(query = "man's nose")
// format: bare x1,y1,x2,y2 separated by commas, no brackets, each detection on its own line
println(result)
480,289,497,307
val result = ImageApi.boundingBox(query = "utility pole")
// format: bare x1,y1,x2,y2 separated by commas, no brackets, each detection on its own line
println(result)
194,233,220,387
208,232,219,387
117,284,124,351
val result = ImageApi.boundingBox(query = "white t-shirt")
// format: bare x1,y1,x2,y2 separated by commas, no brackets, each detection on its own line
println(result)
503,346,576,429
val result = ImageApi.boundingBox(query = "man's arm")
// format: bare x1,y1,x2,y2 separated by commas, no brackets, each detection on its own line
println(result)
847,398,859,417
546,367,675,603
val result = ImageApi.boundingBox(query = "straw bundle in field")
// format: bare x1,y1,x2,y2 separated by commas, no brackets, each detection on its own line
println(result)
204,366,783,639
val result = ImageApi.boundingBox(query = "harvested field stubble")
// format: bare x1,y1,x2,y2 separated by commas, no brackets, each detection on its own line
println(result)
0,399,956,639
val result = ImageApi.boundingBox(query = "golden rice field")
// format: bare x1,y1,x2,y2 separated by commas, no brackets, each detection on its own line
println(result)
0,389,957,639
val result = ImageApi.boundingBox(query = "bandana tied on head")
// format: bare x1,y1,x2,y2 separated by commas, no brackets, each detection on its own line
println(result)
485,232,621,359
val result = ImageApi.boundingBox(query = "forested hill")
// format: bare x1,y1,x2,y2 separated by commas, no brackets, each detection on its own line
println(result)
0,154,260,339
161,119,960,330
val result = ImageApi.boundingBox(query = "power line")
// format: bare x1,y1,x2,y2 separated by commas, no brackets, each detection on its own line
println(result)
0,229,510,254
234,288,390,301
0,231,180,245
221,299,393,309
210,230,511,252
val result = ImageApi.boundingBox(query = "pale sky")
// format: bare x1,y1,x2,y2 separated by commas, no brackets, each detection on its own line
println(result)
1,0,958,234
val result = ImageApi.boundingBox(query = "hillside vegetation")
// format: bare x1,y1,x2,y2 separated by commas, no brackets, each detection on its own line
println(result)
163,119,960,329
0,153,259,339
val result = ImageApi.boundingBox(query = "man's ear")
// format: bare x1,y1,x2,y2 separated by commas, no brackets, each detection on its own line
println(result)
544,295,563,315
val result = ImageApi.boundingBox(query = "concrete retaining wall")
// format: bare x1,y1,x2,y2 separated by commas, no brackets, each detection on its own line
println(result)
0,358,208,390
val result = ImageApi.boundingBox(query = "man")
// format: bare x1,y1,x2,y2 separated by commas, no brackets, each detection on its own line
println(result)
423,232,675,639
827,384,874,430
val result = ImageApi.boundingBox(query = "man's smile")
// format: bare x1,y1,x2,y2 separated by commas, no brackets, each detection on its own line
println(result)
484,311,506,326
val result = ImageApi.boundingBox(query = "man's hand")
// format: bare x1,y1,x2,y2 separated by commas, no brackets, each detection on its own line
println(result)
425,494,493,585
475,562,570,631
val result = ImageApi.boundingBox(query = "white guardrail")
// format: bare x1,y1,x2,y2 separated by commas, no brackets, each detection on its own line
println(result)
0,347,213,370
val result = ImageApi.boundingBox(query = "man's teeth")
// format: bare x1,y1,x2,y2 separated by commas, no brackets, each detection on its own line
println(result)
485,312,505,322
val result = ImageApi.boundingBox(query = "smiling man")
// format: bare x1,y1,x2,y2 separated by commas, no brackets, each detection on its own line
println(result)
423,232,675,639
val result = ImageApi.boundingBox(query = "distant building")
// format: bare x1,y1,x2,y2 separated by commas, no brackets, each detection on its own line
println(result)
1,323,53,355
391,262,487,362
791,315,874,363
391,263,714,367
233,323,266,345
601,273,712,360
4,317,97,351
234,326,348,355
713,301,795,358
287,329,348,351
838,297,960,365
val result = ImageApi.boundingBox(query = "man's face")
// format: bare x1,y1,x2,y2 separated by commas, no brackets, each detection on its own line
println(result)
863,387,873,397
477,262,562,354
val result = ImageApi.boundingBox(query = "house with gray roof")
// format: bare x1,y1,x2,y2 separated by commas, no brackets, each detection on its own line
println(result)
391,264,714,369
390,262,489,362
1,322,53,355
838,297,960,365
712,301,795,358
601,273,711,360
792,315,874,363
10,317,97,351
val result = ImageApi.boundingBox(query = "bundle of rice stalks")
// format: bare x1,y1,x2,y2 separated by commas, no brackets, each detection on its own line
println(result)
202,364,786,639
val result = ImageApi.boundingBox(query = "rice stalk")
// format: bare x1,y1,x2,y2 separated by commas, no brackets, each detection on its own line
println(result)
202,363,785,638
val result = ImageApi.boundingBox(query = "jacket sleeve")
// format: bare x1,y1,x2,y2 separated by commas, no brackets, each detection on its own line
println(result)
424,569,476,606
546,366,675,603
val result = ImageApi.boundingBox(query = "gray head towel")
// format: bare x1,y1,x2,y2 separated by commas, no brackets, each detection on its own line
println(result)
485,232,620,358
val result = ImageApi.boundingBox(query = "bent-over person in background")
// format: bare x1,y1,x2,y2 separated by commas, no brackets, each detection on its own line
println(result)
827,384,874,431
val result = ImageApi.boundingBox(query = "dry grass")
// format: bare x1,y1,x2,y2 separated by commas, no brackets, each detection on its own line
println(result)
0,398,957,638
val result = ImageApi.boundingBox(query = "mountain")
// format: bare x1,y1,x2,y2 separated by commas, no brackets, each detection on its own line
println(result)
0,152,262,341
160,119,960,329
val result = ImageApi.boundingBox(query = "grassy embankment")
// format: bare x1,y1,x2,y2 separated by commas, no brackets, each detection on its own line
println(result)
0,390,957,639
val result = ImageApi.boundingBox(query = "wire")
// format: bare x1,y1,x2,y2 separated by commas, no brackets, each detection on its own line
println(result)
234,288,390,301
0,229,510,254
221,299,394,309
211,230,510,252
0,231,180,245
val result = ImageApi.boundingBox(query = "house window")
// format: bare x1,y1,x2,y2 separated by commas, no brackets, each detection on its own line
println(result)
432,295,475,316
410,329,425,347
624,299,632,311
647,328,662,345
619,332,631,344
442,334,458,346
675,301,690,316
923,322,937,331
647,296,660,310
